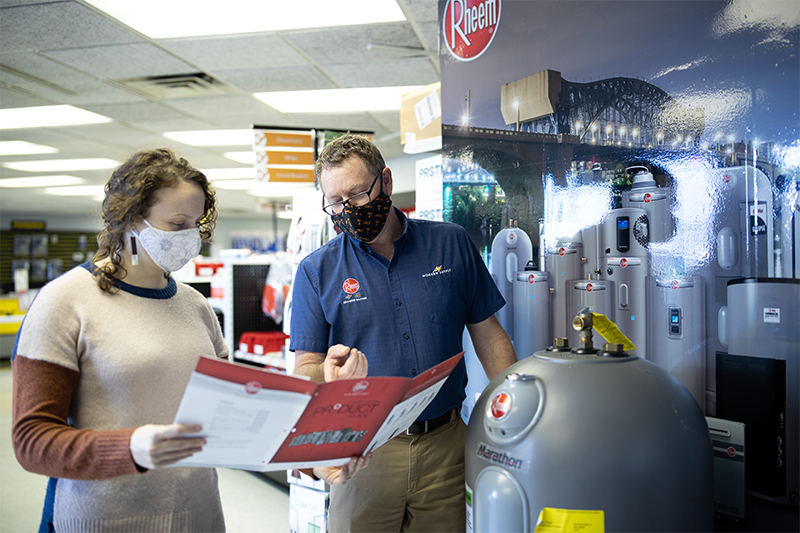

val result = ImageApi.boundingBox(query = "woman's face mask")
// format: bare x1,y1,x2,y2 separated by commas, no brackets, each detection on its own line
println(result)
131,218,201,272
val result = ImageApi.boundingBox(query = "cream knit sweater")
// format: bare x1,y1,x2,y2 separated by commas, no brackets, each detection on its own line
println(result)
13,264,228,532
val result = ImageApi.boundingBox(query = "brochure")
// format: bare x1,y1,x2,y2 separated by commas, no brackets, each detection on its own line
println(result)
171,351,464,471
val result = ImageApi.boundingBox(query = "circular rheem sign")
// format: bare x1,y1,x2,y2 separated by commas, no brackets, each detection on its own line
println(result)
442,0,502,62
343,278,360,294
490,392,511,419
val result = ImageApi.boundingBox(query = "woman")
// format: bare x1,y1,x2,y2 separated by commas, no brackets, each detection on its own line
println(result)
12,148,366,532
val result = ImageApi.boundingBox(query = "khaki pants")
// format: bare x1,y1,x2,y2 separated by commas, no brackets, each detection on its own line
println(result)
328,414,467,533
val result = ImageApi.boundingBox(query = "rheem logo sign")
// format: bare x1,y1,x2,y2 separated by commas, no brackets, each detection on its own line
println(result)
442,0,501,61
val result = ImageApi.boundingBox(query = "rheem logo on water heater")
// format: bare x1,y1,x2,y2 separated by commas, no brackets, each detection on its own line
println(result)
442,0,501,61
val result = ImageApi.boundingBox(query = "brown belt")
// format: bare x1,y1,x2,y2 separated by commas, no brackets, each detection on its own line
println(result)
406,408,456,435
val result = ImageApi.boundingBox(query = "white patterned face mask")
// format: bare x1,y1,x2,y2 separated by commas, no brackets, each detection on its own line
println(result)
130,218,202,272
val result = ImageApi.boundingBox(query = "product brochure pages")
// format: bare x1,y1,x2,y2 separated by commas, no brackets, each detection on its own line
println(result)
171,359,315,471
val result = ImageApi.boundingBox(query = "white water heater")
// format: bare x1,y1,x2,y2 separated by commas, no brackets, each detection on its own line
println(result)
601,208,649,358
646,277,705,411
491,226,533,340
622,166,673,243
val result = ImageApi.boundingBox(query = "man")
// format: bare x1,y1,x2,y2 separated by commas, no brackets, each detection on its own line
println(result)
290,133,517,532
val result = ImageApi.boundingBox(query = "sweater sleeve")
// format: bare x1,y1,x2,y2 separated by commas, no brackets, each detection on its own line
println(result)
12,356,142,480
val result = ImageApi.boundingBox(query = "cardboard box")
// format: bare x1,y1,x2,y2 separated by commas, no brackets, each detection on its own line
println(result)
400,82,442,150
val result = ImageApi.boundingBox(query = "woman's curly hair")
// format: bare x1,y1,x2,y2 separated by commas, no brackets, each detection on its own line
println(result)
91,148,218,292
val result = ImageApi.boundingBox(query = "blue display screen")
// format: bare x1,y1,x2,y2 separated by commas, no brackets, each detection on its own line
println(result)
618,219,629,229
672,315,679,323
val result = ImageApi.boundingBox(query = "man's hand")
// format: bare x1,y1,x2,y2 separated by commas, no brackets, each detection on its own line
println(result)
130,424,206,470
323,344,368,382
312,454,371,485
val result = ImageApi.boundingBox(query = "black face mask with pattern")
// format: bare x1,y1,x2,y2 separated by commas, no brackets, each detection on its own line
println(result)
331,190,392,243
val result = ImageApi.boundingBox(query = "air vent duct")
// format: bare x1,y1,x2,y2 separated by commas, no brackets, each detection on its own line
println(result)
117,72,235,99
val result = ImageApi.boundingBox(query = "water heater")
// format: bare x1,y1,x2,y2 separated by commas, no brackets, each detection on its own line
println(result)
512,270,550,360
646,277,705,411
601,208,649,358
465,339,713,532
544,237,583,340
717,278,799,506
622,166,673,243
491,226,533,340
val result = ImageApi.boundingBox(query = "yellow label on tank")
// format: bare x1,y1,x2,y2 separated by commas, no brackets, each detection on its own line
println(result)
591,313,636,351
534,508,605,533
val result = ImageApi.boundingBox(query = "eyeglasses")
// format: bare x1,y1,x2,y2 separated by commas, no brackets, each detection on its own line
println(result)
322,170,381,216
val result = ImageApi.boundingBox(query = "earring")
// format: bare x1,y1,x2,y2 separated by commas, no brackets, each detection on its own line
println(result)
131,235,139,266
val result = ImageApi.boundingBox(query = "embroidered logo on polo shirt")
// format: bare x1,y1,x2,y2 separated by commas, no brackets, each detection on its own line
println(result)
342,277,368,305
422,265,452,278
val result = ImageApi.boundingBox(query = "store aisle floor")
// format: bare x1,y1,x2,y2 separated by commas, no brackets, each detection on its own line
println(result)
0,364,290,532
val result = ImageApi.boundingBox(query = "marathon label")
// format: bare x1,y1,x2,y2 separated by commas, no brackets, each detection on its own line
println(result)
476,442,529,472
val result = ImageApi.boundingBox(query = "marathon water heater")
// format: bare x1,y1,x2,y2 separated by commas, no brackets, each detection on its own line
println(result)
491,227,533,341
465,341,713,532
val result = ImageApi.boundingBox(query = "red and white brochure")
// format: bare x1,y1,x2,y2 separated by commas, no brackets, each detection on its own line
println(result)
171,352,464,471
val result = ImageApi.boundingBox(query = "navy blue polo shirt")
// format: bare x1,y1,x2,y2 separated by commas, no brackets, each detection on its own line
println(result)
289,208,505,421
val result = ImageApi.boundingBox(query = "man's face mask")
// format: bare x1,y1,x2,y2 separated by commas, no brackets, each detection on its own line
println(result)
324,170,392,243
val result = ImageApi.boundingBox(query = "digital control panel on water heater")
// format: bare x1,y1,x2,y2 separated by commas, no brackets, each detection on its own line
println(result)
668,305,682,339
617,216,630,252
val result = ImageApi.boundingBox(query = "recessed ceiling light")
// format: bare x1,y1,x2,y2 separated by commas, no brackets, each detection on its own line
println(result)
0,105,112,129
203,168,257,181
163,129,254,146
84,0,405,39
224,151,256,165
253,86,423,113
0,141,60,155
2,158,119,172
43,185,107,196
0,176,86,188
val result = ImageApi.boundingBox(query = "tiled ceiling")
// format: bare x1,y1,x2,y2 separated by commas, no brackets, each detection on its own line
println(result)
0,0,440,219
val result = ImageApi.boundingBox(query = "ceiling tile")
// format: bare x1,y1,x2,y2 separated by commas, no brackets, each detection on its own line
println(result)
284,23,422,66
0,2,142,51
81,101,191,122
400,0,439,23
0,86,53,108
43,43,197,79
325,58,439,88
157,34,308,71
212,65,336,93
0,52,147,105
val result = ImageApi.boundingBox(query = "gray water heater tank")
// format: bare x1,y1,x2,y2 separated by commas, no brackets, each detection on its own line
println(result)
465,345,713,532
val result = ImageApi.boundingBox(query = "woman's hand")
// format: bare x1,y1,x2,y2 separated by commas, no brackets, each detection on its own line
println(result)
323,345,368,382
312,454,371,485
130,424,206,470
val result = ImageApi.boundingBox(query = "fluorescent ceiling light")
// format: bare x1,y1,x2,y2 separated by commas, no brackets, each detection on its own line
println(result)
0,141,59,155
248,188,313,198
43,185,106,196
254,86,423,113
2,158,119,172
213,179,313,191
84,0,405,39
224,151,256,165
0,175,86,188
203,168,257,181
163,129,254,146
277,210,295,219
0,105,112,129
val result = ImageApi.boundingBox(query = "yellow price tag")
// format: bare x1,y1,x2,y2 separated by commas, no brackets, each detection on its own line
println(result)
534,507,605,533
591,313,636,351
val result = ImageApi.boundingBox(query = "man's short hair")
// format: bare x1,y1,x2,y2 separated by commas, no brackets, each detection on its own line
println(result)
315,133,386,185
